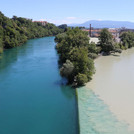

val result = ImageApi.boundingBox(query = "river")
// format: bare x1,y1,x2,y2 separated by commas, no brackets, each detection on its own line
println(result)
0,37,78,134
78,48,134,134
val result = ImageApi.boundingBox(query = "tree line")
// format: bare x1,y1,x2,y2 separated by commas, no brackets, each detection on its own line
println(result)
55,28,96,86
0,11,63,53
99,28,134,54
55,28,134,87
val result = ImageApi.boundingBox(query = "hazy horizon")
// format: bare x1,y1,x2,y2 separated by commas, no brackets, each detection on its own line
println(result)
1,0,134,25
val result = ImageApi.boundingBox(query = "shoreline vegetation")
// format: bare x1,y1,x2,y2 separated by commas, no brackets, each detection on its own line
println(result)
55,27,134,87
55,28,95,87
0,11,63,53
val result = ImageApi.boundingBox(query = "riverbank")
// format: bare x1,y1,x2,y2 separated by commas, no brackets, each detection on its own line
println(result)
77,48,134,134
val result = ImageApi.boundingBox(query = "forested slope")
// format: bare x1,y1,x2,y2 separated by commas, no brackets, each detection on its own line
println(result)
0,11,63,52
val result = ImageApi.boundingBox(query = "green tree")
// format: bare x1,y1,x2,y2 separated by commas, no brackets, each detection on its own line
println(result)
58,24,67,31
56,27,90,62
56,28,95,86
87,42,97,54
0,11,63,50
60,60,74,79
55,33,67,43
120,31,134,49
70,47,94,81
76,73,88,86
99,28,114,54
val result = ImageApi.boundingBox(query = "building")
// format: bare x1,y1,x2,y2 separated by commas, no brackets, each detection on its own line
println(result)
83,27,121,43
33,21,48,26
83,28,120,38
83,29,101,37
119,28,134,34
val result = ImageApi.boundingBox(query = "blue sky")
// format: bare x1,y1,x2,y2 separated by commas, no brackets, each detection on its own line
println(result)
0,0,134,25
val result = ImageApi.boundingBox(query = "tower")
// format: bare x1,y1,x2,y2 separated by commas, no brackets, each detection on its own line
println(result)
89,24,92,37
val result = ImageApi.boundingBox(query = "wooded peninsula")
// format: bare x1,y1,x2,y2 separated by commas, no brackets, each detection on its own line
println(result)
55,28,134,86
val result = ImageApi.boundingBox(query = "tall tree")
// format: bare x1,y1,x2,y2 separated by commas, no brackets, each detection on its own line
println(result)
120,31,134,49
99,28,114,54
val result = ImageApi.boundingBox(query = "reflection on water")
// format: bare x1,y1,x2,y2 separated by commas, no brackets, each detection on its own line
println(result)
77,87,134,134
0,43,28,71
60,85,75,99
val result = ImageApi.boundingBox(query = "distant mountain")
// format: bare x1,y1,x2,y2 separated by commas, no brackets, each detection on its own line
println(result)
68,20,134,29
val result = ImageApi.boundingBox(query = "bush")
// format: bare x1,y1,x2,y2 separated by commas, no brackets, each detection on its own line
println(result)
88,53,98,59
60,60,74,78
55,33,66,43
88,42,97,54
76,73,88,86
120,31,134,49
99,28,114,54
0,47,3,53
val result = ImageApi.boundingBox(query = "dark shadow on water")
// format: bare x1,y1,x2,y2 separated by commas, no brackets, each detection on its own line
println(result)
54,78,68,86
102,53,120,57
60,85,75,99
0,42,29,72
111,54,120,57
59,81,79,134
54,78,76,99
54,77,79,134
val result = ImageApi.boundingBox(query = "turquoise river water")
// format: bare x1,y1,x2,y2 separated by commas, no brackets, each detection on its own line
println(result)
0,37,78,134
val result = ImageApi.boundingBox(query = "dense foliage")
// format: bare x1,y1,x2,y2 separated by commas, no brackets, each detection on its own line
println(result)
55,28,134,86
99,29,134,53
99,28,114,53
99,28,122,54
58,24,67,32
120,31,134,49
55,28,95,86
0,11,63,52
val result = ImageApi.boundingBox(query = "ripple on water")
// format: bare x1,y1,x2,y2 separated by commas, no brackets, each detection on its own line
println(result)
77,87,134,134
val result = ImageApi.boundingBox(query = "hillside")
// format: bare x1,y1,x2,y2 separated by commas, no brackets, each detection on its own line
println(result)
69,20,134,29
0,11,63,52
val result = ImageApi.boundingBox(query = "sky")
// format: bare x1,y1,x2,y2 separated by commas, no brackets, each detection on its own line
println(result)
0,0,134,25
